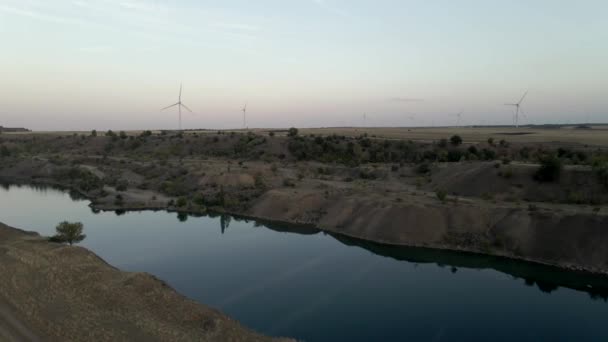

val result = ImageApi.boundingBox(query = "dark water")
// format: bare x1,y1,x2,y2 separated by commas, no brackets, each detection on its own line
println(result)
1,184,608,341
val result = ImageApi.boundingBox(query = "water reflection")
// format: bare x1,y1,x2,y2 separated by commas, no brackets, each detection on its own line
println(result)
330,234,608,301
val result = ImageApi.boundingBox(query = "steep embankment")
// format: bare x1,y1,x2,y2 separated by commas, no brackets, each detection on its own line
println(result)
249,189,608,275
0,223,291,342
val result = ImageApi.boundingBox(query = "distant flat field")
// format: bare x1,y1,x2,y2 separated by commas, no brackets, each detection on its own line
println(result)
295,126,608,147
8,125,608,147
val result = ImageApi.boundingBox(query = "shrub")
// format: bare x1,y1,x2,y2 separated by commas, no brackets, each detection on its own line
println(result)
119,131,128,139
283,178,296,187
481,148,496,161
0,145,10,158
592,159,608,189
176,197,188,207
447,150,463,162
435,190,447,203
287,127,299,137
116,180,128,192
450,135,463,146
91,130,97,137
487,137,494,146
50,221,86,245
467,145,478,156
438,139,448,148
534,154,562,182
193,193,205,206
416,163,431,174
269,131,275,137
499,168,513,179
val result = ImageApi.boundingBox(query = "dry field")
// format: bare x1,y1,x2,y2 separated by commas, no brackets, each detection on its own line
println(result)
6,125,608,147
296,126,608,147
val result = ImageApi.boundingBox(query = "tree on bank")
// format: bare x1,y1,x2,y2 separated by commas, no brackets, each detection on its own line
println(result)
51,221,86,245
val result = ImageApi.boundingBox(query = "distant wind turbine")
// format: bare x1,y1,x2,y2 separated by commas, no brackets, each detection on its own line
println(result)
161,83,192,130
242,103,248,129
505,91,528,128
450,111,464,127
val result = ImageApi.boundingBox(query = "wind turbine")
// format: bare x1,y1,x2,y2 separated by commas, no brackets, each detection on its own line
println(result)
406,113,416,126
505,91,528,128
451,111,464,127
162,83,192,130
242,103,248,129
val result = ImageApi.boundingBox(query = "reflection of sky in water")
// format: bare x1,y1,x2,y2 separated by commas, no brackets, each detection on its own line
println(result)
1,185,608,342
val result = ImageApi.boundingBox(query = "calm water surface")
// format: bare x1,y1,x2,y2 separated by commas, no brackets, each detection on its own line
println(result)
1,184,608,341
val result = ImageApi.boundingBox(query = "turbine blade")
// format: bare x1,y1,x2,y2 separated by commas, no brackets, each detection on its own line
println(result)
179,83,182,101
162,103,180,110
180,103,193,112
518,90,528,105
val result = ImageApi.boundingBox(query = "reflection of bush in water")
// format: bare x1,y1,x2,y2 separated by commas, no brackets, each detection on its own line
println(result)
524,279,559,293
177,212,188,222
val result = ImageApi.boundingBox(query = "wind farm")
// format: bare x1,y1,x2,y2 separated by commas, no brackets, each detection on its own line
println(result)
2,1,608,342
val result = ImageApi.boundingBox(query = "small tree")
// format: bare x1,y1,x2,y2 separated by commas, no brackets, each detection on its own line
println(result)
287,127,299,137
450,135,463,146
91,129,97,137
51,221,86,245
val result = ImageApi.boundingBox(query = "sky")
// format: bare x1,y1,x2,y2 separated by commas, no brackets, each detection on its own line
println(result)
0,0,607,131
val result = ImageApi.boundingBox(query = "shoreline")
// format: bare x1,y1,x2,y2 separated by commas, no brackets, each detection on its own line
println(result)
4,178,608,277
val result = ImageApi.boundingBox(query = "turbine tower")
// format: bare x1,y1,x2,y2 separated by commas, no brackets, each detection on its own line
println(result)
505,91,528,128
242,103,248,129
162,83,192,130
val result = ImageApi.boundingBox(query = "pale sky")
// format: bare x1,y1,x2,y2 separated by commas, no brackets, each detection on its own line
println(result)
1,0,607,130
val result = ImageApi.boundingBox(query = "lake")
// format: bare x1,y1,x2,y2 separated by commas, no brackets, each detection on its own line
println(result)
1,184,608,341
